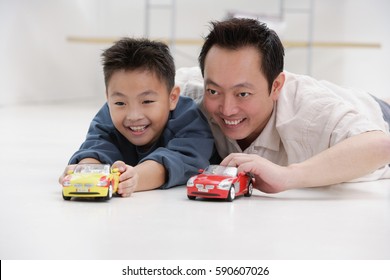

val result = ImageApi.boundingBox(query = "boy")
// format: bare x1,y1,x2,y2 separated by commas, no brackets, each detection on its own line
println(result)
177,18,390,193
59,38,215,197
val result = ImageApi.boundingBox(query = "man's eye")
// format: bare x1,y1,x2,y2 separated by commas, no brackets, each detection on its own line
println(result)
207,89,218,95
114,101,125,106
238,92,250,97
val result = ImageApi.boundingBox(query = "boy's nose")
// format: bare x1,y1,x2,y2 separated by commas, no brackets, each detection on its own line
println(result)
126,108,143,121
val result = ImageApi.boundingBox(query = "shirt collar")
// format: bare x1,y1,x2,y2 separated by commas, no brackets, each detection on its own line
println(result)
204,100,281,152
252,106,281,151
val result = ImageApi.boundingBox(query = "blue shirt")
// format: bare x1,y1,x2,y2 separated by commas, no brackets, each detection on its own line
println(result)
69,96,215,189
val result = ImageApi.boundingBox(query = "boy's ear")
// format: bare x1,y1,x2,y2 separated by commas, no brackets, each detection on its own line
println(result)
169,86,180,110
270,72,285,101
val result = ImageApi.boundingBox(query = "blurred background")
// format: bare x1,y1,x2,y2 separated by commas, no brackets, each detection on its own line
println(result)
0,0,389,106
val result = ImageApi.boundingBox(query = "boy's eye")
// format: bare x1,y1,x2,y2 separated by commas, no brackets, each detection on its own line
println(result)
142,100,155,104
114,101,125,106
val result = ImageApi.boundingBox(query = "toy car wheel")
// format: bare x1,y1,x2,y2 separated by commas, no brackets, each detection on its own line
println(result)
187,195,196,200
244,182,253,197
62,192,71,201
226,185,235,202
106,184,113,200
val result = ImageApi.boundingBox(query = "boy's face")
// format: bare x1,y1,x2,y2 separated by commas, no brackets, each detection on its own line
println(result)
107,69,179,149
203,45,283,149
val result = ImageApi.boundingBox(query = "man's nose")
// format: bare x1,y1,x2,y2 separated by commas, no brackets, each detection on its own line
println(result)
220,95,239,116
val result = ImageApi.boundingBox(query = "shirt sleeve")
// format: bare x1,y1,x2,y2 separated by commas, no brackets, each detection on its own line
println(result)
175,67,204,104
140,97,215,189
277,73,388,164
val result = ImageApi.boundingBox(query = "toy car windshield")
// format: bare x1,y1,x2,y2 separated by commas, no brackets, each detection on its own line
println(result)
73,164,110,175
203,165,238,177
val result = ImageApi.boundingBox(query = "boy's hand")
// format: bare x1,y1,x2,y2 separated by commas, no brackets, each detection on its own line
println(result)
58,158,100,185
58,164,77,185
112,160,138,197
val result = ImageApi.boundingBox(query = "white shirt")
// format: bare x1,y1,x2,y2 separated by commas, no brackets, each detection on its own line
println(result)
176,67,390,181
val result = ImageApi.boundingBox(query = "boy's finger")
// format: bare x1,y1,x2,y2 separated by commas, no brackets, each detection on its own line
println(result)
112,161,127,173
118,180,135,197
59,164,76,184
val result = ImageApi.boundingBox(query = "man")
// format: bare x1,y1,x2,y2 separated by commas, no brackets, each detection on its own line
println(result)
177,18,390,193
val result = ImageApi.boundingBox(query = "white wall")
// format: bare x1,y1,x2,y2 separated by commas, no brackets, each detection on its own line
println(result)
0,0,105,105
296,0,390,98
1,0,389,106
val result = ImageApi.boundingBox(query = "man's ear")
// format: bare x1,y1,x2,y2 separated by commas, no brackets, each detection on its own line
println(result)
169,86,180,110
270,72,285,101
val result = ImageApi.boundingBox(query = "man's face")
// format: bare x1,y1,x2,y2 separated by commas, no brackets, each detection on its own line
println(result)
203,45,280,149
107,69,179,149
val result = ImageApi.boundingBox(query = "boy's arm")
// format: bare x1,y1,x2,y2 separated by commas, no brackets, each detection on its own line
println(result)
69,103,124,165
110,160,165,196
134,160,165,191
66,98,214,192
139,97,215,189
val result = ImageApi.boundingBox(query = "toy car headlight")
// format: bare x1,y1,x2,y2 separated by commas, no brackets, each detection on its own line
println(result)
217,179,232,190
97,180,109,187
62,181,71,187
62,175,72,187
187,176,196,187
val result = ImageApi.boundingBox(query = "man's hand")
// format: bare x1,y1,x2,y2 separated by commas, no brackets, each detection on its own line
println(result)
221,153,291,194
221,132,390,192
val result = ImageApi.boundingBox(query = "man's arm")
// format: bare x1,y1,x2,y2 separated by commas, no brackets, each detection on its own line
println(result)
287,131,390,188
221,131,390,193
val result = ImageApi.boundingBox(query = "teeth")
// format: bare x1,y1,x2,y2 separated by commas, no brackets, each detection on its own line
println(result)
130,126,146,132
224,119,243,125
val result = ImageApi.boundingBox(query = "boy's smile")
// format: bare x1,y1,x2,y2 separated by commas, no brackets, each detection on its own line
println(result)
126,124,149,135
107,69,179,149
128,125,148,133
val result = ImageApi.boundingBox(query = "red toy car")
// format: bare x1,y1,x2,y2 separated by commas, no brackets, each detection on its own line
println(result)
187,165,253,202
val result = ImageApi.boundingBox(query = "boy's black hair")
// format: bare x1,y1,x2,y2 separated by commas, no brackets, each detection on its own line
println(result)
102,37,175,92
198,18,284,93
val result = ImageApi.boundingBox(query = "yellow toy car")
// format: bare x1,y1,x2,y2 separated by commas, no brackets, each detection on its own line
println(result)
62,163,120,201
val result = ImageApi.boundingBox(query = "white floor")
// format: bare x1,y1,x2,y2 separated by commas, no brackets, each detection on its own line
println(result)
0,102,390,260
